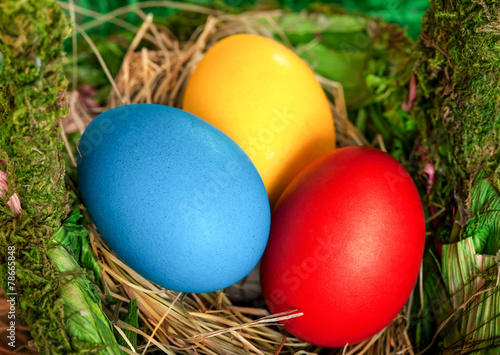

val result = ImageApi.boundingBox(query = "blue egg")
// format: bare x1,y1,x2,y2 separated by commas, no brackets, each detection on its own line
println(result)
77,104,271,293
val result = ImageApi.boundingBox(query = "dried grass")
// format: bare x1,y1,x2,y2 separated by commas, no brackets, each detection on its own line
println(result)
61,4,413,354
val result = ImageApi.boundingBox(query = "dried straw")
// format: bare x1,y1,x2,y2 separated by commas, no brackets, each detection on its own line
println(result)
62,4,413,354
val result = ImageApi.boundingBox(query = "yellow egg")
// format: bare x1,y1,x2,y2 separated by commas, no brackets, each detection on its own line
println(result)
182,34,335,206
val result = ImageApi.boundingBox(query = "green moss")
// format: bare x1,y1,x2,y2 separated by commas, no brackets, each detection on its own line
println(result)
416,0,500,220
0,0,119,353
415,1,500,352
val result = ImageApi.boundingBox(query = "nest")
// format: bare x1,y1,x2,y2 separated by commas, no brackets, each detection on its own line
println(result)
61,5,415,355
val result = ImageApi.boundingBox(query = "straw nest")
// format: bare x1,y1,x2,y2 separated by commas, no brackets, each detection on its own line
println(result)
60,4,415,355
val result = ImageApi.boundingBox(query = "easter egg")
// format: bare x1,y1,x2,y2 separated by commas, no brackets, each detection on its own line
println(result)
77,104,271,293
182,34,335,206
260,146,425,347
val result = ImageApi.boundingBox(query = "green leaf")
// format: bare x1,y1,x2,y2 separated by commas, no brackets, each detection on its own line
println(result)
53,208,104,289
48,245,121,354
119,299,139,353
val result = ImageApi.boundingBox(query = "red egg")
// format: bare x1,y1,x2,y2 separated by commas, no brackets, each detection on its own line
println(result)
260,146,425,347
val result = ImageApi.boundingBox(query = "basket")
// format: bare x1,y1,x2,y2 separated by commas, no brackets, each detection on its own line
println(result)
60,6,420,354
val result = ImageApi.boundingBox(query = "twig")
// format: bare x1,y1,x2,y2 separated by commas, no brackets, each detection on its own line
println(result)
68,0,77,91
78,27,124,104
142,291,182,354
188,310,303,344
60,127,77,167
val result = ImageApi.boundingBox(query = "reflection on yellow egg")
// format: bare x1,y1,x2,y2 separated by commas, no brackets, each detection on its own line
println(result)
183,34,335,206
